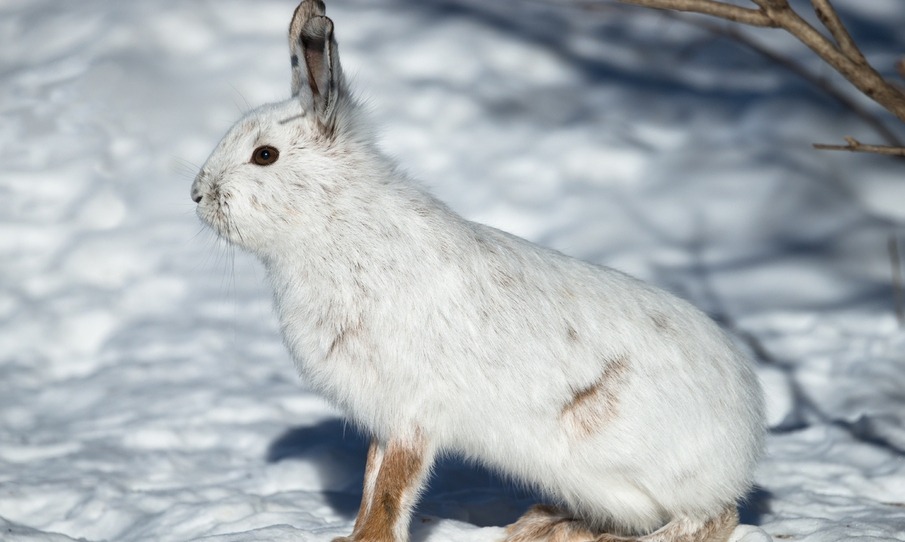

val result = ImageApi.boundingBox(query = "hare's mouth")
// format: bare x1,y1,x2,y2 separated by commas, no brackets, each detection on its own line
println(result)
197,186,243,245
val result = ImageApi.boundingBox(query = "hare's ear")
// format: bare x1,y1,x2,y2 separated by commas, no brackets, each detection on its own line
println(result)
289,1,346,134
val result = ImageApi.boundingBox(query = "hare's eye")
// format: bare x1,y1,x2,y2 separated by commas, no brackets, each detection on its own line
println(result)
251,146,279,166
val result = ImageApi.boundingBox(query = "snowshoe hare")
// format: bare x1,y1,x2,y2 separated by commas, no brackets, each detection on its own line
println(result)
191,1,765,541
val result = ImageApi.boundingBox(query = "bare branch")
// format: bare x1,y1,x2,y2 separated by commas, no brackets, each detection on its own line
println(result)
608,0,905,123
757,4,905,122
554,0,905,151
759,3,905,125
754,3,858,79
813,137,905,156
810,0,865,64
614,0,775,26
660,12,902,147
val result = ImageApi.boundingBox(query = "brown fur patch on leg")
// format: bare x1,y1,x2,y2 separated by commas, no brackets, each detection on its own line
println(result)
504,505,597,542
354,434,428,542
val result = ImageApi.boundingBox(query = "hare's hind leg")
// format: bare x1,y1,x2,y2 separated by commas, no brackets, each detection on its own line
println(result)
503,505,597,542
594,506,738,542
503,505,738,542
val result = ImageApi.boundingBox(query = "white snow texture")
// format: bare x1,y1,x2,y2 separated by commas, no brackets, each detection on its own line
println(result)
2,1,904,541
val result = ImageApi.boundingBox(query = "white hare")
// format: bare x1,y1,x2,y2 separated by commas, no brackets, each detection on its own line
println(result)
191,1,766,541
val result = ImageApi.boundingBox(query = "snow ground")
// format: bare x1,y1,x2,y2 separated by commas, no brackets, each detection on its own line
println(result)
2,0,904,540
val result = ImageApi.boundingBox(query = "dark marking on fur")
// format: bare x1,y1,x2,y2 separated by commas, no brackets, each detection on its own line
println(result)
290,54,299,67
380,493,397,525
437,241,453,262
475,236,499,256
561,355,630,437
326,321,361,358
480,308,492,324
280,204,300,218
567,325,579,342
491,265,517,289
412,202,431,218
651,313,671,332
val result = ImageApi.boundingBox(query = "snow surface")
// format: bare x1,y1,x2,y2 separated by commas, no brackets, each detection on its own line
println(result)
2,0,905,540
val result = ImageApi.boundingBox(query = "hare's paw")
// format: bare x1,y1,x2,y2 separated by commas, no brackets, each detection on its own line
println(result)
330,536,353,542
504,505,596,542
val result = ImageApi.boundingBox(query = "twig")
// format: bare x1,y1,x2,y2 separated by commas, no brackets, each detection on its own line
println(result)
813,137,905,156
890,233,905,327
750,0,788,10
809,0,865,65
613,0,775,26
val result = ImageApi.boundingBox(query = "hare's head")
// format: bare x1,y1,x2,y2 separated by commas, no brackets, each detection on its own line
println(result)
192,0,368,255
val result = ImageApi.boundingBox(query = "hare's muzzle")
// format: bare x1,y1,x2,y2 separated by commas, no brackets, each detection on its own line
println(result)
191,175,204,203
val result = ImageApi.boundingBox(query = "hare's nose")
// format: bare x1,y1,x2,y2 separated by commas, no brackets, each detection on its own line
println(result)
191,171,208,203
190,177,204,203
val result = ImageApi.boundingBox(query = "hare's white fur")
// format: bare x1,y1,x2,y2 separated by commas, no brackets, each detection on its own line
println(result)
193,4,764,538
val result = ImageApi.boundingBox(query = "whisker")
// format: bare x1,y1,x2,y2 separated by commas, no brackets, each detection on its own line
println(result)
228,83,253,114
172,156,203,178
189,224,210,242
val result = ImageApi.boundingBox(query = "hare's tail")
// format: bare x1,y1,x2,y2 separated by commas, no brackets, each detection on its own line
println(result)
503,505,738,542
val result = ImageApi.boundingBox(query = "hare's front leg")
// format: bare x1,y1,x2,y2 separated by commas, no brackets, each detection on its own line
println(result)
333,434,434,542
